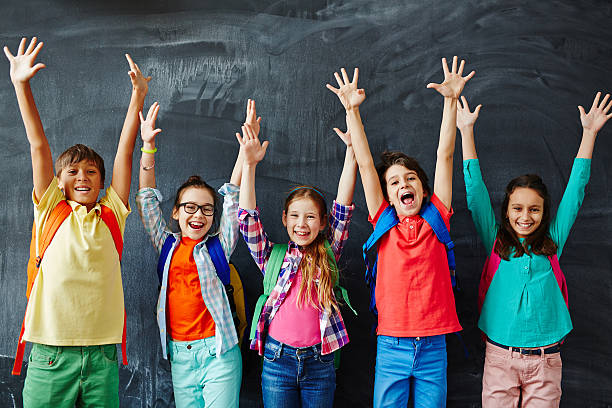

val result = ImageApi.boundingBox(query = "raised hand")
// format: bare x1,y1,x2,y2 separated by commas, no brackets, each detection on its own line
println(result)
3,37,46,84
326,67,366,111
139,102,162,144
244,98,262,137
236,123,268,165
427,56,475,99
126,54,151,94
578,91,612,135
456,96,482,130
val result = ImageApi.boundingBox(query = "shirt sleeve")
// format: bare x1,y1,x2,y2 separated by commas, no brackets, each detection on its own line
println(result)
327,200,355,260
217,183,240,262
463,159,498,253
238,207,272,275
135,187,172,254
550,158,591,257
99,185,131,235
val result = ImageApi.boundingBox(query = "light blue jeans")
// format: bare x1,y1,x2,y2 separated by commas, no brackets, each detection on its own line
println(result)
261,336,336,408
373,335,447,408
168,337,242,408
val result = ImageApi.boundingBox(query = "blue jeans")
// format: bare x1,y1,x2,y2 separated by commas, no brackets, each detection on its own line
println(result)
373,335,447,408
168,337,242,408
261,336,336,408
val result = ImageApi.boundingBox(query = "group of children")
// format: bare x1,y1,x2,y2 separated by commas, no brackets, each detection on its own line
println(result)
5,36,611,408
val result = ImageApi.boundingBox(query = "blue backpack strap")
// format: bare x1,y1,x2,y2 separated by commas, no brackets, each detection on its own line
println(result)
419,201,457,288
206,235,231,285
157,235,176,285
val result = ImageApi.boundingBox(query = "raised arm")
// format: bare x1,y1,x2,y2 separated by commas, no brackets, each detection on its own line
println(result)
237,123,269,210
138,102,161,189
327,67,383,217
111,54,151,206
576,91,612,159
4,37,52,200
231,99,261,186
427,56,475,210
456,96,482,161
333,115,358,206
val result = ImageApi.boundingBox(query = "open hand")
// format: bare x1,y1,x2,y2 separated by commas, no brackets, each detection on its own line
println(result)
427,56,475,99
456,96,482,129
244,98,262,137
578,91,612,134
139,102,162,144
126,54,151,94
3,37,46,84
236,123,268,165
326,67,366,111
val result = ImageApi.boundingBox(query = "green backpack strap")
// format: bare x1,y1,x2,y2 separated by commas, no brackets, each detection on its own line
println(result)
325,241,357,316
249,243,288,341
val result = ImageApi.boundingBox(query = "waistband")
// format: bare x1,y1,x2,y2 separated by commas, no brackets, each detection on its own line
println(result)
169,336,215,352
266,336,322,356
487,338,561,356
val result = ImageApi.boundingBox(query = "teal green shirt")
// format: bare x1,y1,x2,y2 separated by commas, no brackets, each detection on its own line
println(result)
464,158,591,347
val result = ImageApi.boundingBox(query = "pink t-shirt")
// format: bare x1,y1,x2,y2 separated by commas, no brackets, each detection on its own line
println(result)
268,268,321,347
369,194,462,337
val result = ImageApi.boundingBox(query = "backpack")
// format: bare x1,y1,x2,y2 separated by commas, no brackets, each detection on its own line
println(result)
362,201,457,317
478,239,569,314
13,200,125,376
249,241,355,369
157,235,249,346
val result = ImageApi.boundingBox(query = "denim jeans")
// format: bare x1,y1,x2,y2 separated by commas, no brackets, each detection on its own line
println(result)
373,335,447,408
261,336,336,408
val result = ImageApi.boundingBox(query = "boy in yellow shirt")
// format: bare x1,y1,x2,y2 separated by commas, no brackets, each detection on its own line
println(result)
4,36,150,407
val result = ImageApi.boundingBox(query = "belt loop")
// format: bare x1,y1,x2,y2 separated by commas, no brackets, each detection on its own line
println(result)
540,347,545,360
508,346,514,358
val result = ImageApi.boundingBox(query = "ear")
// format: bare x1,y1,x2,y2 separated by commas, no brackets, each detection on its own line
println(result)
282,211,287,227
172,207,180,220
319,214,327,232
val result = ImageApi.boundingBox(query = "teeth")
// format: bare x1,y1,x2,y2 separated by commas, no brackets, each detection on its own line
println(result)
75,187,90,191
189,222,204,229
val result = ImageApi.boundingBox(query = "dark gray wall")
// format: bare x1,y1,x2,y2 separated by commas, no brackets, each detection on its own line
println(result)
1,1,611,406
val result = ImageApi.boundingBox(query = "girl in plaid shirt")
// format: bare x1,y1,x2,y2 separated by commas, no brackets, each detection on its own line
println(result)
236,117,357,408
135,100,260,408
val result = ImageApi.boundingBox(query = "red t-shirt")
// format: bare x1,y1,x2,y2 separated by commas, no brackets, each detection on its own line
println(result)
167,237,216,341
369,194,462,337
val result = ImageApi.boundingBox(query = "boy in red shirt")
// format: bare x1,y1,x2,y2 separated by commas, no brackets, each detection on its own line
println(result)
326,57,474,407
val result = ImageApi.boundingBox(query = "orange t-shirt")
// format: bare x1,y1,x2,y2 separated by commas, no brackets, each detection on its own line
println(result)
167,236,216,341
369,194,462,337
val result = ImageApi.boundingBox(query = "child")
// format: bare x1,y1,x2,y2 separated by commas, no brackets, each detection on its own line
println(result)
237,114,357,407
458,93,611,407
4,37,150,407
326,57,474,407
135,100,259,407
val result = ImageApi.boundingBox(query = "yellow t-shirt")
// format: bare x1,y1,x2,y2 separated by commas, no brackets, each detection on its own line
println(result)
24,177,130,345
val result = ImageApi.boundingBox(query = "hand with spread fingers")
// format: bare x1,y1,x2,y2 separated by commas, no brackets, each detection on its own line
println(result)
579,91,612,135
236,123,268,166
140,102,162,145
326,67,366,111
427,56,475,99
4,37,46,84
456,96,482,130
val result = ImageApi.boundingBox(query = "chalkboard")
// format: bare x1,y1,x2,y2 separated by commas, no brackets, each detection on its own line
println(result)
1,0,611,407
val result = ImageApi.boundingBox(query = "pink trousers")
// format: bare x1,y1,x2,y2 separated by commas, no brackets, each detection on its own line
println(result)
482,341,562,408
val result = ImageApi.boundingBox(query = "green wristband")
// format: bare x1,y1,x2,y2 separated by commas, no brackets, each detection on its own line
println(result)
141,146,157,154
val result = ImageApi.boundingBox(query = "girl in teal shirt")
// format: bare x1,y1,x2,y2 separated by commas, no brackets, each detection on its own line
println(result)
457,92,611,407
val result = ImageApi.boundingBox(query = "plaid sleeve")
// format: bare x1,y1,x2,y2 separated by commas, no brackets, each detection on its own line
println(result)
135,187,171,254
327,200,355,261
238,207,272,274
217,183,240,261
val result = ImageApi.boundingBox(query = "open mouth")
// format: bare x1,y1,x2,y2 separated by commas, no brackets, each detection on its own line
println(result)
75,187,91,192
294,230,310,238
516,222,534,229
189,222,204,230
400,192,414,206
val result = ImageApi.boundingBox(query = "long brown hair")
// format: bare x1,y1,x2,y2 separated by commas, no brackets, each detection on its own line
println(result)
284,186,339,313
495,174,557,260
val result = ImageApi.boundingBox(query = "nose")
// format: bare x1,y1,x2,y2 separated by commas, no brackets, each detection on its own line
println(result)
297,216,307,226
77,169,89,181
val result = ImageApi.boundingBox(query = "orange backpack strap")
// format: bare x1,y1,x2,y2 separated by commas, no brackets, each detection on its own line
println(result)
14,200,73,376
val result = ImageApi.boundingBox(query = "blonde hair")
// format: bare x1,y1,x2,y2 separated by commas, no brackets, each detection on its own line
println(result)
284,186,339,313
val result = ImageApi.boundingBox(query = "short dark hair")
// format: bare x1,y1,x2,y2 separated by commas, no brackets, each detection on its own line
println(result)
375,151,430,201
55,144,105,184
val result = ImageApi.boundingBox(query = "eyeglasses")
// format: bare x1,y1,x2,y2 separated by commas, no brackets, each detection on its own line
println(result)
178,202,214,216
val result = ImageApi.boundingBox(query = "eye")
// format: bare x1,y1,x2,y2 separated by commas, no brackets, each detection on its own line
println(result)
512,206,521,211
390,180,398,185
530,208,541,213
87,169,97,175
67,169,77,175
184,203,197,212
307,215,316,220
408,176,416,181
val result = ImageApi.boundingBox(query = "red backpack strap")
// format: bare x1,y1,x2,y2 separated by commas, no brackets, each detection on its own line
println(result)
548,254,569,309
478,240,501,314
14,200,73,376
99,204,127,367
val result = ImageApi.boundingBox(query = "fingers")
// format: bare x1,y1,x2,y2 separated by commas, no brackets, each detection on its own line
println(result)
31,41,44,60
235,132,245,145
17,37,26,56
150,102,160,122
474,104,482,115
451,56,458,74
31,63,46,74
125,54,136,70
591,92,601,111
261,140,269,155
257,117,262,124
25,37,37,54
604,97,612,114
460,95,469,110
326,83,339,94
139,111,145,124
599,93,610,110
441,57,450,77
334,71,344,88
245,98,251,120
464,70,476,82
352,67,359,86
341,68,350,86
577,105,586,117
426,83,440,90
3,46,13,60
457,59,465,76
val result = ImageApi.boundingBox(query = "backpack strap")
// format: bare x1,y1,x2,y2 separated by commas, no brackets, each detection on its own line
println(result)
478,242,501,314
206,235,231,285
326,241,356,315
419,201,457,287
249,244,287,341
157,235,177,285
548,254,569,308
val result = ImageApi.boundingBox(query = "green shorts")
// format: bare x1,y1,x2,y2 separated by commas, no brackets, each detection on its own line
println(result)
22,343,119,408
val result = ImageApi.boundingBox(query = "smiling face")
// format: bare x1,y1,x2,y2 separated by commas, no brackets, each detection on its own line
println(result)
506,187,544,238
172,186,215,240
282,197,326,247
57,159,104,211
384,164,427,217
